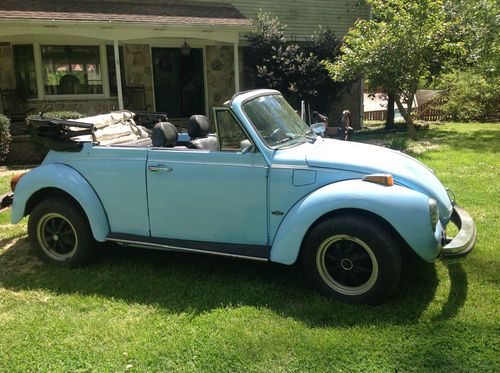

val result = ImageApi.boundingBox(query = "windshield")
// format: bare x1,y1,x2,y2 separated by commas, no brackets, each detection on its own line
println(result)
242,94,315,148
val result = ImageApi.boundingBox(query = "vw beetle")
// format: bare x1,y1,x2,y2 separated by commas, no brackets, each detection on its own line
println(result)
9,89,476,304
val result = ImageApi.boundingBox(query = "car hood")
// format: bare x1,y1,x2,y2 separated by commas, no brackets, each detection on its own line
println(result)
306,139,453,222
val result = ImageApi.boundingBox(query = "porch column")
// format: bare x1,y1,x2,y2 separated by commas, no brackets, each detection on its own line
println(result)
233,39,240,92
114,40,124,110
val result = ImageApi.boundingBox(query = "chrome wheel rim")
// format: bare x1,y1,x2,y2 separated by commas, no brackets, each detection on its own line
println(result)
316,235,378,296
36,213,78,261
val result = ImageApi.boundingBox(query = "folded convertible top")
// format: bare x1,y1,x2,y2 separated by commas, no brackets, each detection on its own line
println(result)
29,111,168,152
29,116,96,152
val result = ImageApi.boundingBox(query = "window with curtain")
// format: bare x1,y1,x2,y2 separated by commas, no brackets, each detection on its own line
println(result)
13,44,37,97
41,45,103,95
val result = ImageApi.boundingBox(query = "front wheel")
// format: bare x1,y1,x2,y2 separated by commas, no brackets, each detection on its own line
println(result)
28,197,95,267
302,215,402,304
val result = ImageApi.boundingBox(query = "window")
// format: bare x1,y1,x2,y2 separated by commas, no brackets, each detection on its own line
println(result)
106,45,125,96
215,109,250,151
13,44,37,97
243,95,311,149
41,45,103,95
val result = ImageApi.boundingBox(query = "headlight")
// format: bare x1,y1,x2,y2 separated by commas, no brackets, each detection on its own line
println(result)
429,198,439,231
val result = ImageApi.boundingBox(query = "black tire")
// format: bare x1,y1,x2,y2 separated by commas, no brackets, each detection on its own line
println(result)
28,197,95,267
302,214,402,304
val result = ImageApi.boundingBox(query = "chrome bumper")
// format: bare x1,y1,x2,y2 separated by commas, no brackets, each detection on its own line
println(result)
440,205,477,264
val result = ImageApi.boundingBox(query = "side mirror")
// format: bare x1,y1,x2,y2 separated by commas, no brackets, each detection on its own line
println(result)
310,122,326,137
240,139,255,154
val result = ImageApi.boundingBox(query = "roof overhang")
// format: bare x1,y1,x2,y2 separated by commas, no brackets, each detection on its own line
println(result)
0,18,250,43
0,0,252,41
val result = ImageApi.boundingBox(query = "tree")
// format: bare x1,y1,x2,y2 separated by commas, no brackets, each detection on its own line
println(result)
324,0,463,137
436,70,499,121
426,0,500,122
247,12,343,112
444,0,499,76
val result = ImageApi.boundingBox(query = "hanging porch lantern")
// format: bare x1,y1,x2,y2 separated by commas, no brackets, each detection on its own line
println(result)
181,40,191,56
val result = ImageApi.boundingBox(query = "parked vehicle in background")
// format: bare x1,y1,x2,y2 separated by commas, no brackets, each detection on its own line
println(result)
8,89,476,304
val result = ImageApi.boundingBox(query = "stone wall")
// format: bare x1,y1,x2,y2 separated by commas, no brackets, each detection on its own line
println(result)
123,44,154,110
206,45,235,120
0,43,15,90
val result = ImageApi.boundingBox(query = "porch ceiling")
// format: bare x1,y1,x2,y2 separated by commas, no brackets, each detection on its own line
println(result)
0,0,250,27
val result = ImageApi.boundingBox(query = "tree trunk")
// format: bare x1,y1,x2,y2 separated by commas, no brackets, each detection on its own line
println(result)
395,96,417,139
385,92,395,129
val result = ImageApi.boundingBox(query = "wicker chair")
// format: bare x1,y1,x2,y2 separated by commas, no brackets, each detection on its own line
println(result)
0,88,35,135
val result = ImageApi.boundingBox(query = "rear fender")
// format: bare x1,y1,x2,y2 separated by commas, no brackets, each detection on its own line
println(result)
270,179,441,265
11,163,109,241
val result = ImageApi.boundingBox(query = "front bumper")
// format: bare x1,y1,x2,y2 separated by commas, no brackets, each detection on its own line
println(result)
440,205,477,264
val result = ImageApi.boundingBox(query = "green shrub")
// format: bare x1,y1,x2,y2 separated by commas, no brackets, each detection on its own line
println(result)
26,111,85,160
247,12,344,111
26,110,85,124
0,114,12,163
438,71,500,122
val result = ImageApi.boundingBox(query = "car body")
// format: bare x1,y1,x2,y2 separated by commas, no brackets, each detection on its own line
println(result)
10,89,476,304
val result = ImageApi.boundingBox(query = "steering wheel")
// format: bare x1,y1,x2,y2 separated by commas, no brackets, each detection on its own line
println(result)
270,128,283,142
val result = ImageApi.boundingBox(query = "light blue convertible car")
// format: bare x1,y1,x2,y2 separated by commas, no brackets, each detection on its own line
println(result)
9,89,476,304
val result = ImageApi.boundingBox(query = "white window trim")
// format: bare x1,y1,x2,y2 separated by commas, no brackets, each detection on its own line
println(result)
15,41,112,100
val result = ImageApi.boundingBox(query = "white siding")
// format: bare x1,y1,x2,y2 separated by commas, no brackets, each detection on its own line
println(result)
201,0,370,40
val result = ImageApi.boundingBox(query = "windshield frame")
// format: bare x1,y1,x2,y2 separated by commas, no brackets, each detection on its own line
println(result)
241,94,315,150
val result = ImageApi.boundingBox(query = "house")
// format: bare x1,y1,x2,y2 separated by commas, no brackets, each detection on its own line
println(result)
0,0,369,137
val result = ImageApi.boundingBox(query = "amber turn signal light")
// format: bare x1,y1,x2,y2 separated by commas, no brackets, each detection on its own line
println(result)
362,174,394,187
10,172,26,192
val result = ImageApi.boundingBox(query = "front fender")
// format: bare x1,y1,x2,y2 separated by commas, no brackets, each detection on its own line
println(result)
11,163,110,241
270,179,442,265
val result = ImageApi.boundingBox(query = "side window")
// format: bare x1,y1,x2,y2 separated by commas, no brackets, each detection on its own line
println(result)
214,109,251,152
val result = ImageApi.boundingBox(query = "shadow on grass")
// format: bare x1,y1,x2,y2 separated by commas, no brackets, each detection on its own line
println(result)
0,232,26,249
0,238,468,328
354,126,500,154
433,264,468,321
425,128,499,154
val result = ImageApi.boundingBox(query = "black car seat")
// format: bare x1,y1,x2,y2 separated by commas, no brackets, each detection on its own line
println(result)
152,122,178,147
187,115,219,151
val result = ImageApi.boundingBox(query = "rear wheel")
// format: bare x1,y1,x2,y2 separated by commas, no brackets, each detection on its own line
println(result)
302,214,402,304
28,197,95,267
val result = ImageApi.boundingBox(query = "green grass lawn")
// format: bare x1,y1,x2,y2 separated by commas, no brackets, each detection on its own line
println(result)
0,122,498,372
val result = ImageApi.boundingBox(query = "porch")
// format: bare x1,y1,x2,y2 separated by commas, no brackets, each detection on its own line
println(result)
0,0,250,133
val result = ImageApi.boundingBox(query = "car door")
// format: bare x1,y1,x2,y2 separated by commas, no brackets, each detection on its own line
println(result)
146,108,269,256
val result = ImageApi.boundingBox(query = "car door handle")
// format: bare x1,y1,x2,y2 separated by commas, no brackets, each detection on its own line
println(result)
148,165,173,173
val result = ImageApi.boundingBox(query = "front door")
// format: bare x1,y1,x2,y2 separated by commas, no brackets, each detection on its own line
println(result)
152,47,205,117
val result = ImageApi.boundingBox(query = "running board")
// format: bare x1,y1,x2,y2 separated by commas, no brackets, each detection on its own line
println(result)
106,233,270,262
